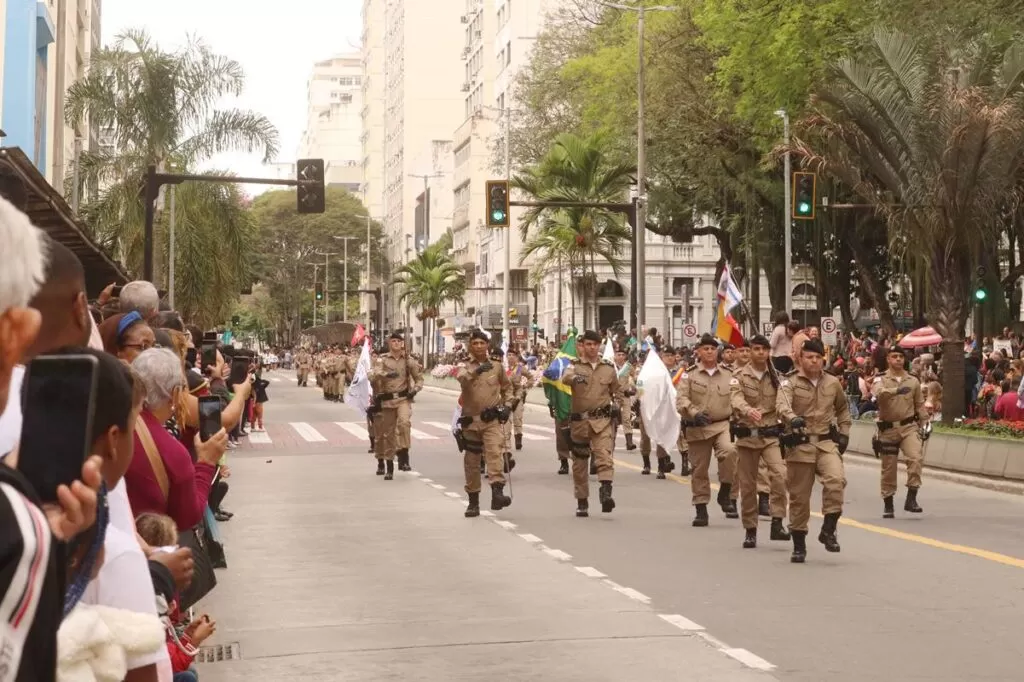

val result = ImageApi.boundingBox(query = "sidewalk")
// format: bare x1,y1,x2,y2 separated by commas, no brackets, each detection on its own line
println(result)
196,449,773,681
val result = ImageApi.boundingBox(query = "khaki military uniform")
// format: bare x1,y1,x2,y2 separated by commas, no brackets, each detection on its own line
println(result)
676,364,738,507
503,362,529,453
730,364,788,528
295,351,311,386
561,359,622,501
776,371,851,533
873,370,928,497
456,359,512,492
369,352,424,464
615,362,636,437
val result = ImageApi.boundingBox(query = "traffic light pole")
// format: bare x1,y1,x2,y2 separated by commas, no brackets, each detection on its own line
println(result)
142,165,322,282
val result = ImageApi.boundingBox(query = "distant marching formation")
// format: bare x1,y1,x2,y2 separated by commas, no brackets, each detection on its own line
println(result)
293,325,929,565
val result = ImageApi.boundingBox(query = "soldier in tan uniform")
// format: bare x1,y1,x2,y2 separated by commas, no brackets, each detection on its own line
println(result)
614,348,637,451
735,344,773,516
295,348,311,386
676,334,739,526
505,348,528,454
872,346,928,517
729,334,790,548
455,330,514,516
561,330,623,517
776,337,851,563
369,333,424,472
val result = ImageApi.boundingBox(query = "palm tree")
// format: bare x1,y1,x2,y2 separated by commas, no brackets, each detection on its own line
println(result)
64,28,278,318
512,133,634,330
393,233,466,365
792,28,1024,422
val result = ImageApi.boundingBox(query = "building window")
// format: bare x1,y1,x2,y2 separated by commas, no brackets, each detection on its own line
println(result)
506,41,512,65
671,277,695,298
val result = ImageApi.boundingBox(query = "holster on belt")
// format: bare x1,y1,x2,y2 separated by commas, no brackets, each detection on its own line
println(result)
559,425,591,458
453,429,468,452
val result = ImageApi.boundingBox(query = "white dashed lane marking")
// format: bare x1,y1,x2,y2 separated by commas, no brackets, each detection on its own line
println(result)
658,614,704,631
518,533,543,543
574,566,607,579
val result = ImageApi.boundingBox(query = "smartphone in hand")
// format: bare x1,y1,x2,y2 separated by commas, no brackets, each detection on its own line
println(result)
229,356,249,386
17,354,99,503
198,396,222,442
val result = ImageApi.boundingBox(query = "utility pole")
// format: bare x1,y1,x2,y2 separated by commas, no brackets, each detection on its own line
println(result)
503,107,512,348
776,108,793,317
306,263,321,327
333,237,357,320
319,252,338,324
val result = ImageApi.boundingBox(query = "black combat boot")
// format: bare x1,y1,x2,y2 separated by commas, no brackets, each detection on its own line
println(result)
515,434,523,451
718,483,738,518
465,492,480,518
818,512,841,552
743,527,757,549
398,449,411,471
491,482,511,510
758,492,771,518
576,498,589,518
384,460,394,481
770,517,790,541
558,458,569,475
599,481,616,513
883,496,895,519
589,458,598,475
790,530,807,563
625,433,637,450
678,453,691,476
503,452,516,473
641,454,651,475
376,459,385,476
692,503,709,527
367,438,376,454
656,456,669,480
904,487,923,513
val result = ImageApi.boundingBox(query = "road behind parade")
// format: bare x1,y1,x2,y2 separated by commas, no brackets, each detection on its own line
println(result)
198,369,1024,682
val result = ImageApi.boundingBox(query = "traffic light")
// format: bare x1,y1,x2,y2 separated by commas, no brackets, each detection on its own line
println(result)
792,172,816,220
297,158,326,214
315,282,324,301
485,180,510,228
975,283,988,301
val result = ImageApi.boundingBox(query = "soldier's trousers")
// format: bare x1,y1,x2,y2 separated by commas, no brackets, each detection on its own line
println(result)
757,460,770,494
370,413,388,460
787,447,845,532
378,401,412,458
555,417,570,461
501,420,517,457
297,369,308,385
617,397,634,436
463,420,505,493
736,442,787,528
687,430,737,505
880,425,924,497
569,419,614,499
512,399,524,435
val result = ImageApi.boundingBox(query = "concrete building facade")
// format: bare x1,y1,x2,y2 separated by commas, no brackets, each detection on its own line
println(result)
1,0,100,189
298,52,363,194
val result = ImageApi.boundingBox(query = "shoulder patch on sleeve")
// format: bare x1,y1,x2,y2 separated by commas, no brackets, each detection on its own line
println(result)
680,373,688,380
687,364,697,372
873,376,882,383
730,378,739,385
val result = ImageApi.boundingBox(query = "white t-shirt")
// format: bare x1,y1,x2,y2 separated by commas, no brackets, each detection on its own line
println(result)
84,483,173,680
0,365,25,456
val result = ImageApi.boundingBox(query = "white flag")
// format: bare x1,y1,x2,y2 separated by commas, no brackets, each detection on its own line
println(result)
602,333,616,363
637,350,679,451
344,340,373,416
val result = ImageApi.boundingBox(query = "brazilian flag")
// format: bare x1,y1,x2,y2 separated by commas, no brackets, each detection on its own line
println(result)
542,333,577,421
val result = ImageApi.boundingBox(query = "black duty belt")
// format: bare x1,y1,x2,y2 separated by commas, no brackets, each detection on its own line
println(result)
877,416,916,430
570,406,612,421
459,407,500,426
682,417,729,427
378,390,410,401
732,424,784,439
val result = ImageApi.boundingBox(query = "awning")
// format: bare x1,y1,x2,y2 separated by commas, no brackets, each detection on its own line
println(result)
0,146,127,296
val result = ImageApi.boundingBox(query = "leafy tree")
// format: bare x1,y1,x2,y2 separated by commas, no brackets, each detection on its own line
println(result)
512,133,634,329
249,187,384,344
392,232,465,364
64,28,278,321
792,28,1024,421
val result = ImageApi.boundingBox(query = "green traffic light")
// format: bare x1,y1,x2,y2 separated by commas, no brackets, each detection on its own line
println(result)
975,289,987,301
798,201,811,215
491,209,507,223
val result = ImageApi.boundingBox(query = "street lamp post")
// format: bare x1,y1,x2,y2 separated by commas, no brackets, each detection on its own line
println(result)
305,262,321,327
775,108,793,317
318,252,339,324
600,1,677,333
334,237,358,320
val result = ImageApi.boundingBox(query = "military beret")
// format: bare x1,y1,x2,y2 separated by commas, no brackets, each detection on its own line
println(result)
469,329,489,342
389,332,404,340
750,334,770,349
887,345,908,357
697,333,719,348
803,338,825,356
581,330,602,343
723,343,736,351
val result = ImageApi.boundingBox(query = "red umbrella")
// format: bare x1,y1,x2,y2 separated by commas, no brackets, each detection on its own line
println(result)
898,326,943,349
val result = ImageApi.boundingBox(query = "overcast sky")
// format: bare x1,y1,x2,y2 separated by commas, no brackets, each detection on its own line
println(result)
101,0,362,194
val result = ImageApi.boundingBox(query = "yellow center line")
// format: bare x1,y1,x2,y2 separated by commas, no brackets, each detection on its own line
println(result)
613,458,1024,570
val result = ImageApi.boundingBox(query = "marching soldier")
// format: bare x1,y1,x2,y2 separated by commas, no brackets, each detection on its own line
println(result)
455,330,514,517
776,338,851,563
872,346,929,517
505,348,528,454
613,348,637,451
561,330,623,517
733,344,774,517
729,334,790,548
676,334,739,526
369,333,423,472
295,348,311,386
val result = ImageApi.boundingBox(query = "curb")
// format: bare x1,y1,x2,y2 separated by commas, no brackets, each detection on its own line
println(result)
421,385,1024,497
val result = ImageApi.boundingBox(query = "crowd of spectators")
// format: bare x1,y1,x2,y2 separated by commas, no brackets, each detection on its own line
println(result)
0,191,254,681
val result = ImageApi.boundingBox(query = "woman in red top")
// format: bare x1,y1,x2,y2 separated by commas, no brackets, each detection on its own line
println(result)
126,348,227,530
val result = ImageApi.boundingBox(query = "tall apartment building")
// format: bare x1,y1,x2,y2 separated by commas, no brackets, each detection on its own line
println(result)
297,52,364,194
360,0,465,329
1,0,101,189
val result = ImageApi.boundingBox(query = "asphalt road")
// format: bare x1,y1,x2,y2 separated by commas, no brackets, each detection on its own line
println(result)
209,371,1024,681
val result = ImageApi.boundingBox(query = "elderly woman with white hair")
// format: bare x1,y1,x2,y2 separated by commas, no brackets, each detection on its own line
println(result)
125,348,227,531
118,280,160,320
